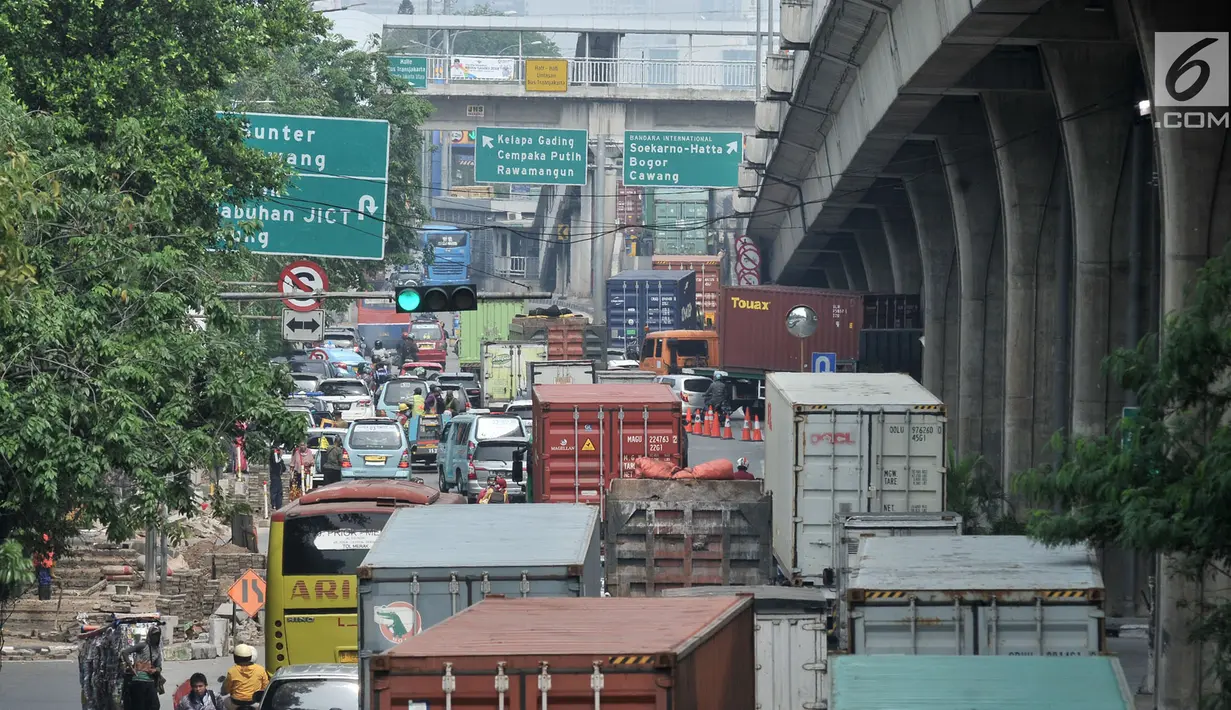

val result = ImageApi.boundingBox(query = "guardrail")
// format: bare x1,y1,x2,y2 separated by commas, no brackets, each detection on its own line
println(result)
424,56,756,91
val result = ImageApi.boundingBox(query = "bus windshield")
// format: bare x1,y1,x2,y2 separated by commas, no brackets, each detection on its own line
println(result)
282,512,392,576
426,232,468,249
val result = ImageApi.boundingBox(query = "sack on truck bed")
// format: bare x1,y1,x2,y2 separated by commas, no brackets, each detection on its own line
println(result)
680,459,734,480
633,457,679,479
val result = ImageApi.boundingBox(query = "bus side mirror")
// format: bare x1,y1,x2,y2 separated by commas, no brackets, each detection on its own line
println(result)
512,449,524,483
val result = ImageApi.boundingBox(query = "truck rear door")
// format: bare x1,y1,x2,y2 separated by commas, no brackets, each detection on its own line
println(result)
867,410,946,514
794,410,869,577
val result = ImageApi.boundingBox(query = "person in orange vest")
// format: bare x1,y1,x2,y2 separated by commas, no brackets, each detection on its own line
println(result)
478,477,510,504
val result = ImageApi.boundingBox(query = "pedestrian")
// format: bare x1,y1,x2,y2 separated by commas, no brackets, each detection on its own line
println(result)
321,435,344,486
32,533,54,600
268,447,284,512
122,626,163,710
703,378,729,429
222,644,270,710
177,672,224,710
288,442,313,501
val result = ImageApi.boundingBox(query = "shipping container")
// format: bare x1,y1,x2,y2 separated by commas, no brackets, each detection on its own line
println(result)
605,479,773,596
616,182,645,228
457,298,526,367
846,536,1106,657
594,369,658,384
607,270,698,355
828,655,1134,710
532,384,684,511
663,586,831,710
529,359,596,386
833,512,963,646
858,328,924,382
369,596,756,710
357,505,601,709
652,255,725,327
861,293,922,330
646,188,711,256
479,341,548,407
764,372,947,585
719,286,862,371
509,314,605,361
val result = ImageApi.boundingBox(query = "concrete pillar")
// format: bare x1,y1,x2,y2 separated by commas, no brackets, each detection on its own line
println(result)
983,93,1064,480
903,168,961,427
1119,2,1231,706
853,228,896,293
876,191,924,294
937,126,1006,471
1043,44,1139,437
821,255,849,290
838,244,869,291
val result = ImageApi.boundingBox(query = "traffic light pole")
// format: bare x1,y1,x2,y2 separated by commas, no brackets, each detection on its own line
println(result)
217,290,554,301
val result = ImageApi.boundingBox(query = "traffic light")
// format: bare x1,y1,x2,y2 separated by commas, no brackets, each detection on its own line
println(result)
394,284,478,313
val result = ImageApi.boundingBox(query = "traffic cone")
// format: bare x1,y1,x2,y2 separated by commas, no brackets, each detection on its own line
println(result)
704,407,716,437
693,409,703,434
741,417,751,441
685,409,696,434
752,415,763,442
722,418,734,440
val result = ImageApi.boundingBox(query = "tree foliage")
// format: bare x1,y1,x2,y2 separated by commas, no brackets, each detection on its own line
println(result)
1017,250,1231,706
0,0,325,585
945,448,1026,535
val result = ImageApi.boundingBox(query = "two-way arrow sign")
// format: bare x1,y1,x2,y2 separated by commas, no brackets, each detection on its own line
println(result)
282,308,325,342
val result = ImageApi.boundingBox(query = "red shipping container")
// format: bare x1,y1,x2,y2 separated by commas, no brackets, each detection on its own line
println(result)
651,255,724,326
371,596,755,710
719,285,863,370
532,384,684,512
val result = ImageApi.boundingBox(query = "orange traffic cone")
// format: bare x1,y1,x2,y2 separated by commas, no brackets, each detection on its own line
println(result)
687,409,698,434
703,407,715,437
722,418,734,440
741,417,751,441
709,409,720,438
752,415,764,442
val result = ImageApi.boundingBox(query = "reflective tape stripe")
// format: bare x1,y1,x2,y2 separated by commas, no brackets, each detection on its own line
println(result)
608,655,654,665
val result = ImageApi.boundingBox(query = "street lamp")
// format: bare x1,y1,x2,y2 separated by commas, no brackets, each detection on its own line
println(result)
498,40,543,56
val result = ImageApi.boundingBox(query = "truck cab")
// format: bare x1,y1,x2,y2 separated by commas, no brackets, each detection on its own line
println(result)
638,329,719,375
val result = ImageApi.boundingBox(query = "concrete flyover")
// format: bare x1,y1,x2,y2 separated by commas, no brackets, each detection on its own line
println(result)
746,0,1228,705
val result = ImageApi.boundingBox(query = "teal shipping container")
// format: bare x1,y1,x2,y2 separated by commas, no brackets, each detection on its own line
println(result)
457,298,526,367
647,188,711,256
830,655,1134,710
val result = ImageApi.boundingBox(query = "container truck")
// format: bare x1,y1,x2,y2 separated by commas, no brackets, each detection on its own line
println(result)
508,313,605,361
479,340,548,408
845,536,1106,657
606,270,698,358
663,586,831,710
529,359,596,386
605,478,773,596
356,504,601,709
652,254,725,327
763,372,947,585
531,383,686,512
369,596,756,710
861,293,922,330
456,298,526,372
827,655,1135,709
641,285,864,415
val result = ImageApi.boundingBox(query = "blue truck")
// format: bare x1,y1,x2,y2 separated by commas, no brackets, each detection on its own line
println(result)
606,269,699,357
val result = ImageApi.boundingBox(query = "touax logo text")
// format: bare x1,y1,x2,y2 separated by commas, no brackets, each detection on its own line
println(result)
731,297,771,310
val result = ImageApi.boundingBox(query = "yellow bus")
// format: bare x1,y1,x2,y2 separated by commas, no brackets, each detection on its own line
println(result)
265,479,463,672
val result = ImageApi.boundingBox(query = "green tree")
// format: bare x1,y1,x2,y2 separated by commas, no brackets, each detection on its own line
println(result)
945,447,1025,535
1017,250,1231,706
0,0,322,594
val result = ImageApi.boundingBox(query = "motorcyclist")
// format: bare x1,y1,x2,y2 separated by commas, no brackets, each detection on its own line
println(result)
222,644,269,709
479,476,510,504
703,378,730,429
397,331,419,365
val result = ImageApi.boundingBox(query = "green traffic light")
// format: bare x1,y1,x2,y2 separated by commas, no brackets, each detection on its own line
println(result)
396,289,421,311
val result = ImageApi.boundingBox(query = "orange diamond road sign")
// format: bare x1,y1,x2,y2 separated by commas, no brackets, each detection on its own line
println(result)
228,569,267,618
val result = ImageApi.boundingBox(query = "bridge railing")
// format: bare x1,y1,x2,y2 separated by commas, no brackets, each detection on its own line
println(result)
424,56,756,91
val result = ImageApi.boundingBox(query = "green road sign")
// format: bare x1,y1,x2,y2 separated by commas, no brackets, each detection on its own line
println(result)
215,112,390,259
220,173,387,260
475,126,588,186
623,130,744,188
1121,405,1140,450
388,56,428,89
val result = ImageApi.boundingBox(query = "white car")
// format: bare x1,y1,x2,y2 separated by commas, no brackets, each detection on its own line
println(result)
317,378,375,421
606,359,641,370
653,374,713,414
504,400,533,434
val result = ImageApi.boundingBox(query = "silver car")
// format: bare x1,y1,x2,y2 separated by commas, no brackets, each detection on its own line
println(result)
653,374,713,415
257,664,357,710
466,437,530,502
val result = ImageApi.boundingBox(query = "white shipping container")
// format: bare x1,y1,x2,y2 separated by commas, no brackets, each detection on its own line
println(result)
764,372,947,585
846,536,1106,657
661,586,830,710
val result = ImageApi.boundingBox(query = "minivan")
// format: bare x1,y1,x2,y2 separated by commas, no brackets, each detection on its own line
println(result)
341,419,413,479
436,413,528,500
